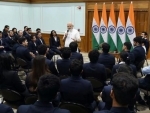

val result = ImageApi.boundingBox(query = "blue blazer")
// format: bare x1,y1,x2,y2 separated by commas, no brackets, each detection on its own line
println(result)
0,104,14,113
98,53,115,70
49,36,61,49
17,101,70,113
70,52,83,64
28,41,38,54
56,59,71,76
36,38,46,47
5,37,15,51
60,76,94,107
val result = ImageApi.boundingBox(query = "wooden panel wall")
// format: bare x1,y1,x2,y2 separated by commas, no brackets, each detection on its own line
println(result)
0,0,30,3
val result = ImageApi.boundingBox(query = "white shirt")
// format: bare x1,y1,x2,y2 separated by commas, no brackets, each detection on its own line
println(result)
54,36,57,42
63,29,81,47
142,46,146,54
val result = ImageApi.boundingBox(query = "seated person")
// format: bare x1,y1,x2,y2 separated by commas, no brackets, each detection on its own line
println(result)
0,104,14,113
82,50,106,91
0,54,29,98
18,74,70,113
12,36,20,59
2,25,9,38
25,55,50,93
16,37,35,68
69,42,83,63
17,30,24,39
0,31,7,54
60,59,95,110
94,72,138,113
38,45,58,75
122,42,132,53
98,43,115,70
56,47,71,76
112,51,137,78
49,30,61,56
24,28,32,42
130,36,145,70
23,26,28,36
35,28,41,37
36,32,46,46
28,35,38,55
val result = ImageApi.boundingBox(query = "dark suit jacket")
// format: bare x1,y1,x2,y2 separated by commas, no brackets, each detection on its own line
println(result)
24,34,31,42
70,52,83,64
144,38,149,53
82,62,107,83
5,37,15,51
12,43,20,58
49,36,61,49
56,59,71,76
28,41,38,54
0,38,7,53
60,76,94,107
36,38,46,47
0,104,14,113
23,31,27,36
45,59,58,75
98,53,115,70
2,30,8,38
130,46,145,68
17,101,70,113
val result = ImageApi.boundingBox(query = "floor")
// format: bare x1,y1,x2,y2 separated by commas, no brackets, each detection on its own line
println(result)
0,52,150,113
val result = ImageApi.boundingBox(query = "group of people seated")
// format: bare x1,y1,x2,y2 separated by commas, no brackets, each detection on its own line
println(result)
0,24,150,113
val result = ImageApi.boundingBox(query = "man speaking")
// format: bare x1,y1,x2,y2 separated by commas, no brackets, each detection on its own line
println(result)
63,22,81,47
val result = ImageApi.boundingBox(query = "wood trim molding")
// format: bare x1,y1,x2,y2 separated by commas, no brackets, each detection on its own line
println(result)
0,0,30,3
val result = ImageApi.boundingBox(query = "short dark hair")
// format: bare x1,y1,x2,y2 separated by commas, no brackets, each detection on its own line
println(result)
37,74,60,102
133,36,142,45
142,31,148,36
69,42,78,52
24,26,28,29
70,59,82,76
27,28,31,31
36,28,41,31
61,47,71,59
4,25,9,28
88,50,99,63
102,43,110,53
38,45,47,55
120,51,130,65
31,35,36,40
18,37,26,44
112,72,138,106
124,42,132,50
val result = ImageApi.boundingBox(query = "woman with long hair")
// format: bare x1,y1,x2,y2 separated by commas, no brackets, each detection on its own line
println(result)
25,55,50,93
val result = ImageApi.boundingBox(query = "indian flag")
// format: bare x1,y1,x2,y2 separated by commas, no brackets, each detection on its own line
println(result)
117,2,126,52
92,3,100,49
100,3,108,44
108,2,117,52
126,2,136,48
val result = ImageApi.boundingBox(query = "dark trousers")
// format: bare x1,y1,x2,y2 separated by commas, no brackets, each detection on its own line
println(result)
51,48,62,56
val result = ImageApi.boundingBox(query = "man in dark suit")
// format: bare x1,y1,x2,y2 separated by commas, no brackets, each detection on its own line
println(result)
36,32,46,46
23,26,28,36
82,50,106,91
130,36,145,70
69,42,83,63
60,59,95,110
98,43,115,70
94,72,138,113
38,44,58,75
28,35,38,55
16,38,35,68
24,28,32,42
141,32,149,54
17,74,70,113
35,28,41,37
0,104,14,113
56,47,71,76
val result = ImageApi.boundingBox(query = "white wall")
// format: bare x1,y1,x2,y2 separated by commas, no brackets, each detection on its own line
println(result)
0,2,85,36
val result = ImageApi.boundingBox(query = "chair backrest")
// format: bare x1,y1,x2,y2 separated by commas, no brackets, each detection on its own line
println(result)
17,58,27,67
59,102,91,113
86,77,103,89
1,89,22,102
25,95,37,105
137,60,145,71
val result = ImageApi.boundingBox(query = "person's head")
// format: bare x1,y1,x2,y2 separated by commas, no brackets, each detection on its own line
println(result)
88,50,99,63
70,59,82,76
18,37,28,46
61,47,71,59
69,42,78,52
50,30,57,37
37,74,60,102
36,28,41,33
102,43,110,53
4,25,9,31
27,28,32,34
111,72,138,107
141,32,148,38
0,31,2,38
38,44,49,56
37,32,42,38
18,30,23,37
142,38,146,46
67,22,73,30
120,51,130,65
31,55,49,88
122,42,132,51
24,26,28,31
12,28,17,33
133,36,142,47
8,30,14,37
31,35,36,42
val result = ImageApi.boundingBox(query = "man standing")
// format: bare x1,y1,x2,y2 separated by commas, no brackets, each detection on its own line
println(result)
63,22,81,47
141,32,149,54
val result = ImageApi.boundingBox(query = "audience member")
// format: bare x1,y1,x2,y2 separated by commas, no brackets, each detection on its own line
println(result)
17,30,23,38
82,50,106,91
56,47,71,76
24,28,32,42
122,42,132,53
0,31,7,54
69,42,83,63
28,35,38,55
38,44,58,75
23,26,28,36
2,25,9,38
98,43,115,70
0,104,14,113
12,27,18,38
36,32,45,46
35,28,41,37
141,31,149,54
18,74,70,113
25,55,50,93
